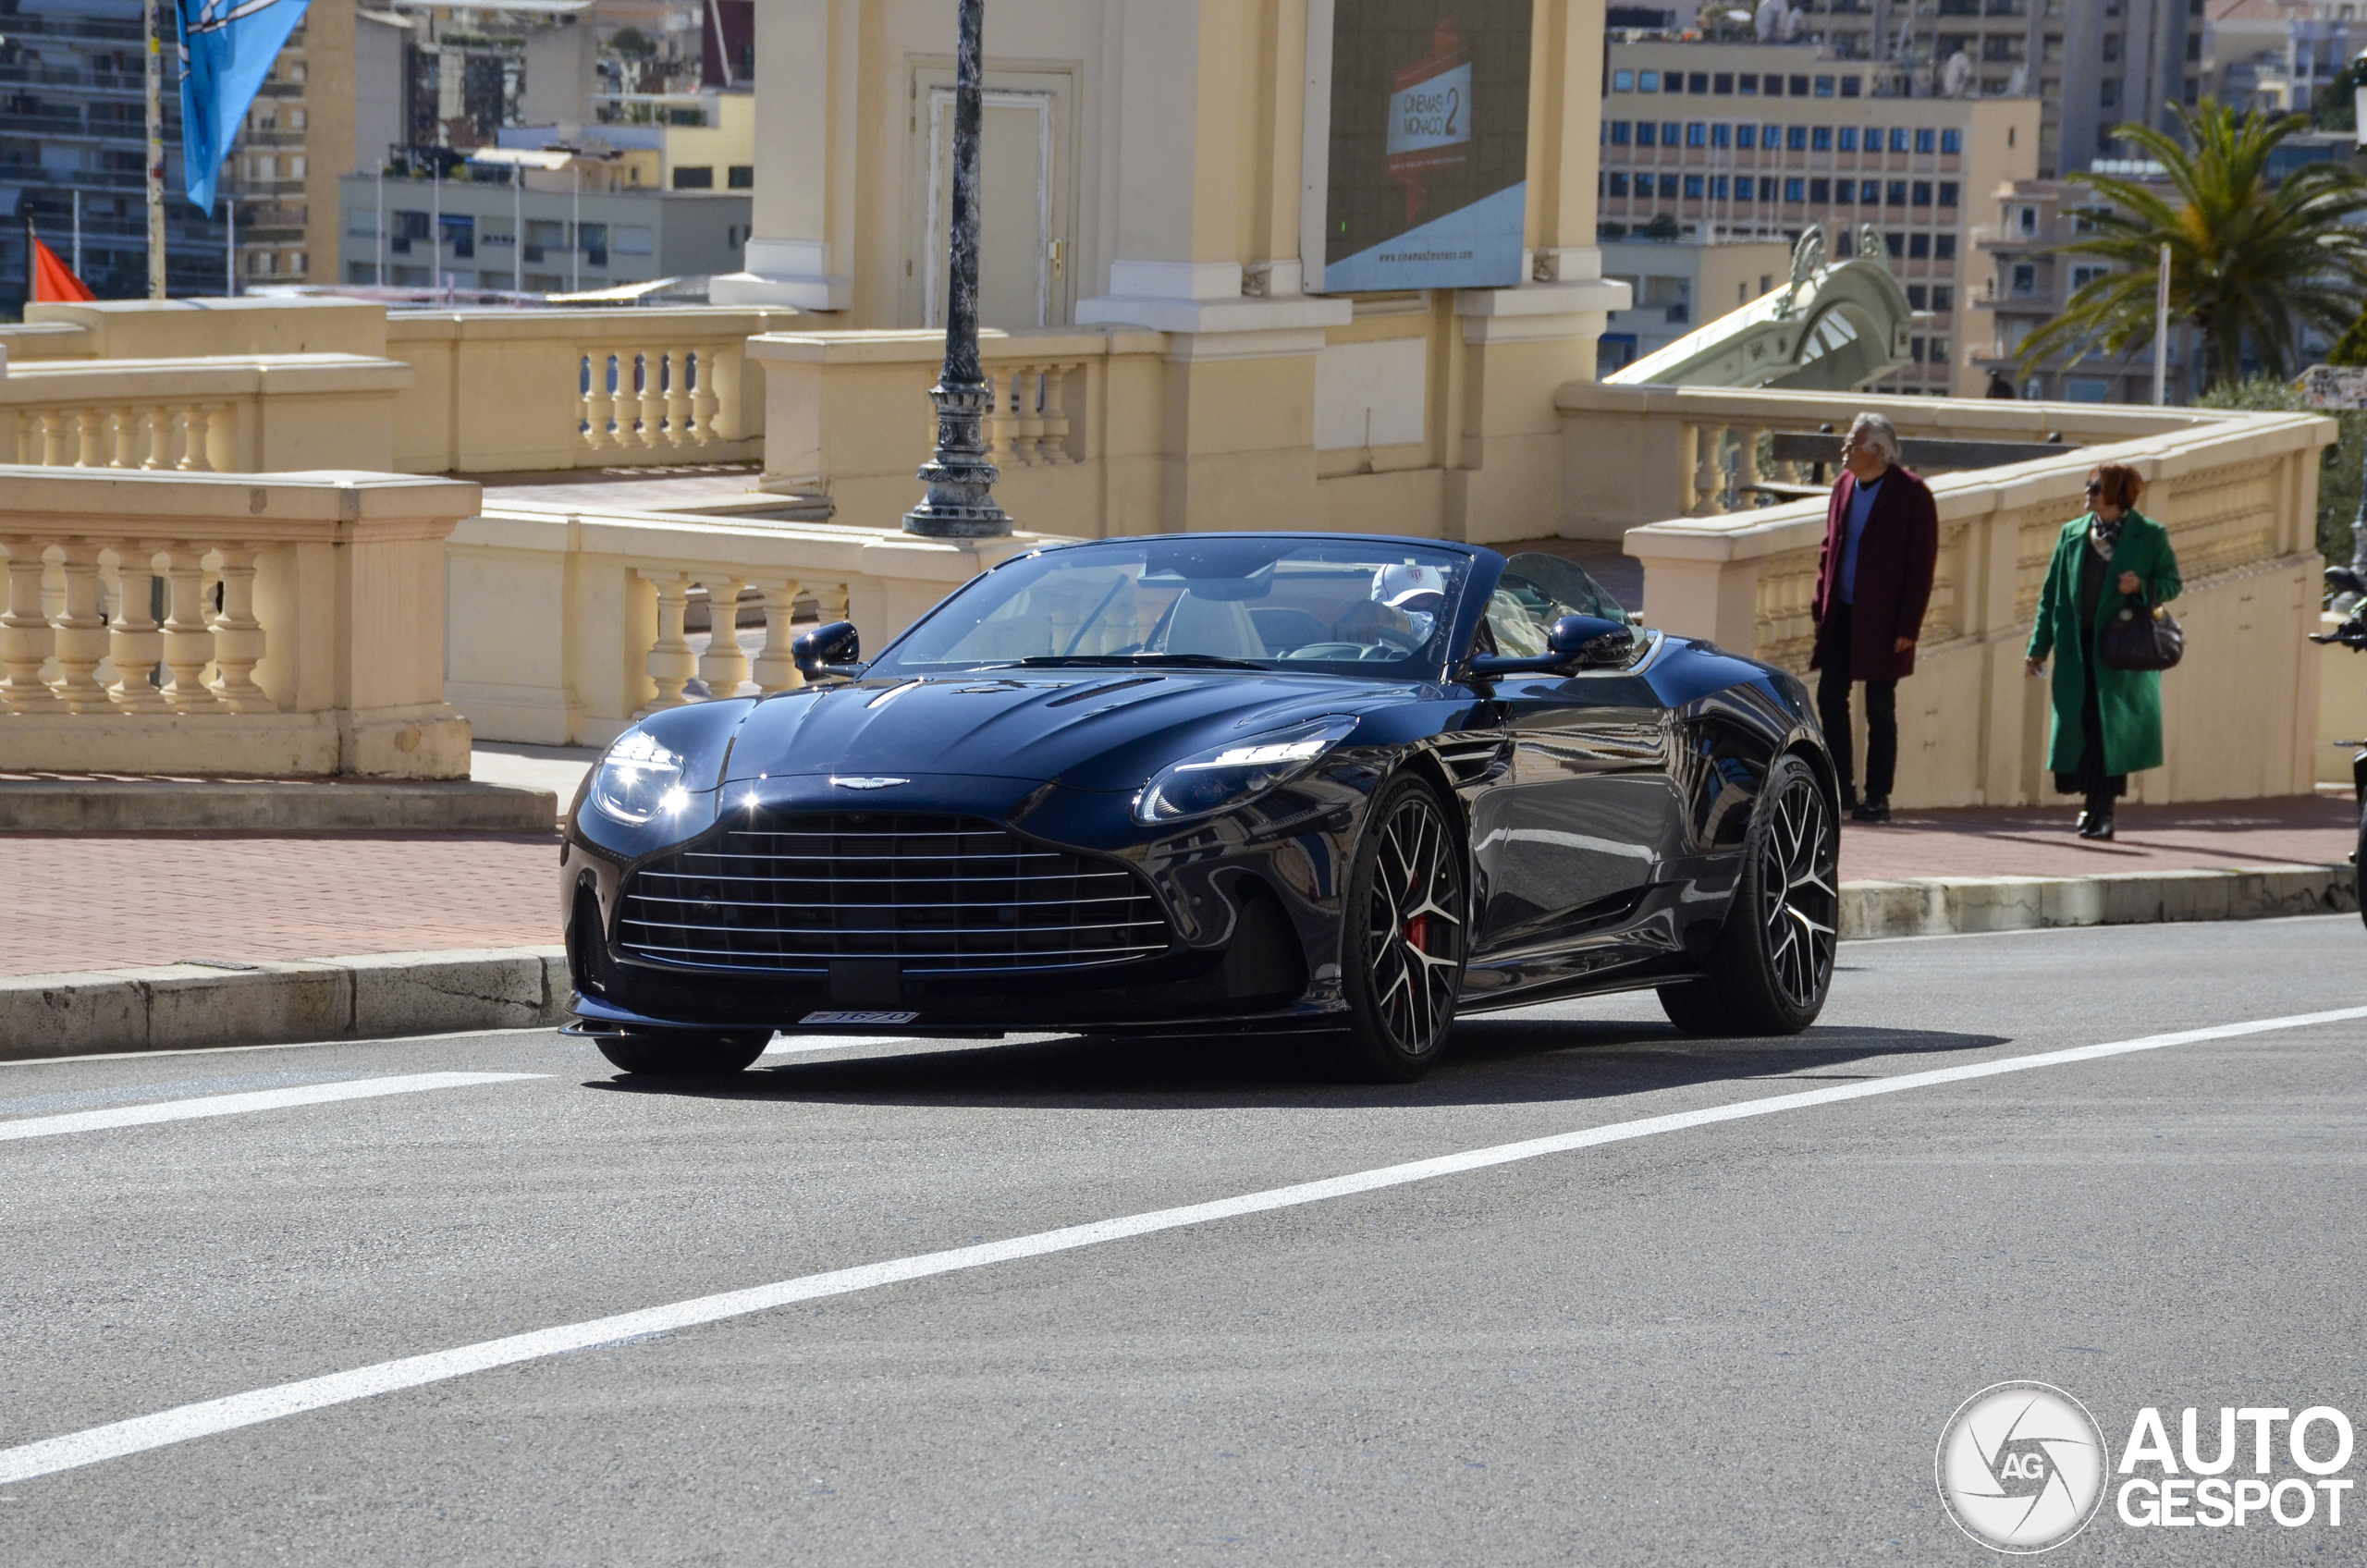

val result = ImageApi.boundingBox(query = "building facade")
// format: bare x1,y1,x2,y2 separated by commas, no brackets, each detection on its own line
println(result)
1596,235,1794,374
1599,40,2039,394
337,171,748,293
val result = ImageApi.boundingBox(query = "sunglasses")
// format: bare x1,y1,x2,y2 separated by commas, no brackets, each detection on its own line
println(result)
2083,482,2103,494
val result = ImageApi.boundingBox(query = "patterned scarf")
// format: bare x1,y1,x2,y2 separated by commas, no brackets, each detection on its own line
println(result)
2087,513,2122,562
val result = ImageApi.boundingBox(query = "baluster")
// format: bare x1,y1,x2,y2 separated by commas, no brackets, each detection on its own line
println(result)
814,582,851,630
108,409,138,469
663,352,693,449
637,569,695,714
695,576,750,699
140,407,170,469
580,353,607,450
74,410,104,467
638,352,668,449
1008,366,1045,469
105,544,171,711
1737,425,1766,508
689,349,721,447
1038,363,1074,464
158,546,221,712
748,576,804,693
50,539,114,712
176,407,213,472
39,410,69,466
1693,423,1727,514
0,539,60,711
207,544,270,711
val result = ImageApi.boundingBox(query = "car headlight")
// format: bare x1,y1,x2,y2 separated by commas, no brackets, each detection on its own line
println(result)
589,729,693,826
1134,717,1359,826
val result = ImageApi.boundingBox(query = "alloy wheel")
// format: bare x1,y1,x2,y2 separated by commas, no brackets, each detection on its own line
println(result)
1362,790,1466,1051
1758,771,1838,1010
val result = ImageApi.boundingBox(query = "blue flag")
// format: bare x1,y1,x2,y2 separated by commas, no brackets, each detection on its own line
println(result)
175,0,311,215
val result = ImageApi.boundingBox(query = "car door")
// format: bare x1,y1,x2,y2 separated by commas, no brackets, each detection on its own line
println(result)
1467,556,1683,954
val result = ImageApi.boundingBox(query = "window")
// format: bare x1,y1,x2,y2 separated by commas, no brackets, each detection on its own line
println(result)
1712,175,1730,198
2011,262,2036,295
1737,125,1757,149
1860,178,1880,202
1938,181,1957,206
1787,126,1809,150
1889,127,1909,152
1739,72,1760,93
1908,232,1930,258
1839,127,1858,151
1714,72,1734,92
1809,178,1832,202
1612,121,1632,145
1663,121,1681,143
1841,75,1862,96
2069,262,2111,290
1785,177,1806,201
290,154,306,179
1613,69,1635,91
1941,129,1962,153
1635,122,1654,147
1639,70,1660,90
1935,234,1956,259
2103,32,2122,61
615,226,656,256
1886,231,1904,257
288,108,306,131
1763,122,1781,145
1932,285,1953,311
1712,123,1732,148
1815,74,1835,95
1689,72,1709,92
1930,337,1949,364
1684,174,1704,197
1812,126,1834,150
1911,336,1926,361
1915,128,1936,153
1735,176,1755,199
1686,122,1707,146
1908,284,1929,308
1912,179,1932,205
579,222,608,266
672,165,714,190
1789,74,1810,93
1609,171,1629,196
1887,179,1907,204
2066,376,2111,402
438,213,474,258
1659,173,1679,197
1765,74,1784,96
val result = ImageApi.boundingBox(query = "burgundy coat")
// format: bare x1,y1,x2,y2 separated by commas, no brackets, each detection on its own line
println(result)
1809,465,1940,682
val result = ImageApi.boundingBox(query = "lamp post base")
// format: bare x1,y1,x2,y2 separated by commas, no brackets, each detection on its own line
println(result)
903,376,1014,539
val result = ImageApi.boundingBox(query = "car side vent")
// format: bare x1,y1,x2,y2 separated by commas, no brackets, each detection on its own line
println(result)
1435,739,1507,786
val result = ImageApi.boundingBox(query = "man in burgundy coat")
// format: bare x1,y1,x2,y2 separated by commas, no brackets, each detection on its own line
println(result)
1809,412,1939,823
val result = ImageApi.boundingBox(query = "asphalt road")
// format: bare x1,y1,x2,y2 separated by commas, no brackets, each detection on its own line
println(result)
0,915,2362,1566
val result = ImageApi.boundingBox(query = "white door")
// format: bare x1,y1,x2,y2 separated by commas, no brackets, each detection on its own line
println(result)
923,88,1054,329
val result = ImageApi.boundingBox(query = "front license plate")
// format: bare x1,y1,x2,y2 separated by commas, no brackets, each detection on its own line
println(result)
800,1010,921,1026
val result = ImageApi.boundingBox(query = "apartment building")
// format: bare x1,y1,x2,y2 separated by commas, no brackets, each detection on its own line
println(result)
1968,176,2203,401
337,170,747,293
1597,235,1796,375
1600,40,2039,394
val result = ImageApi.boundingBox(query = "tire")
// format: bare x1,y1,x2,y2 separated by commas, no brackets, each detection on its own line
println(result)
1658,753,1837,1037
595,1030,772,1077
1331,773,1469,1082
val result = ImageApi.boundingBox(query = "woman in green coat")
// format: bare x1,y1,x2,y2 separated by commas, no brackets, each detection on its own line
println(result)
2024,463,2183,840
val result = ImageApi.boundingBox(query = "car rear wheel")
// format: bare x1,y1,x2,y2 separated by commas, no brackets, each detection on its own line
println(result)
595,1030,772,1077
1333,775,1467,1082
1658,753,1836,1036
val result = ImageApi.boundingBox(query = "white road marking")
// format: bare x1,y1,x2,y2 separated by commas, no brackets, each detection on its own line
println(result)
2,1005,2361,1486
0,1072,545,1143
0,1025,560,1070
760,1035,912,1056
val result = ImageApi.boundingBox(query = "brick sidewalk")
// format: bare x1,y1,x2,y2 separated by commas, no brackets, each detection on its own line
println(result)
3,795,2354,979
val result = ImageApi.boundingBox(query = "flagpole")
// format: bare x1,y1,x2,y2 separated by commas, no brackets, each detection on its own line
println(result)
72,191,80,276
375,165,385,286
225,196,235,297
431,158,442,300
570,162,580,293
512,162,522,299
145,0,166,298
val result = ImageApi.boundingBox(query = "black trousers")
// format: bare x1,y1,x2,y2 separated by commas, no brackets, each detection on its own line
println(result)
1815,602,1898,801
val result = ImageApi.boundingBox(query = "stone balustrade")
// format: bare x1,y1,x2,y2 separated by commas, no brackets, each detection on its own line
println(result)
0,355,413,473
748,326,1167,537
0,467,480,778
1622,407,2332,808
386,307,803,474
446,504,1051,747
1556,381,2245,540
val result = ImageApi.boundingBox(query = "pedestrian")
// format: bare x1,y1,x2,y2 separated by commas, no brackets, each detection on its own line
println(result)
2024,463,2182,840
1809,411,1939,824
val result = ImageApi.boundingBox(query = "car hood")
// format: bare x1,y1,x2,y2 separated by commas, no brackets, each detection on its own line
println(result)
720,668,1414,791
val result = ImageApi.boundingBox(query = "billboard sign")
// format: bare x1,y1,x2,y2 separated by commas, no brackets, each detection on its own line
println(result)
1302,0,1534,294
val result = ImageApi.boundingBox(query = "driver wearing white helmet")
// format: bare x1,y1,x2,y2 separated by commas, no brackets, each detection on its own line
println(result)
1332,562,1448,647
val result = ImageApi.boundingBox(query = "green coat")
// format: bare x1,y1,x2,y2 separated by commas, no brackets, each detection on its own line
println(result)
2026,508,2183,778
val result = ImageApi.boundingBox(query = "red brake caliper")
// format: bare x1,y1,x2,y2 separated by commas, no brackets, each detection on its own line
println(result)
1404,913,1427,952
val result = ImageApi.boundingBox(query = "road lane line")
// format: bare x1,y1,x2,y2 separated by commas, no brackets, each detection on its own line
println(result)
0,1073,545,1143
2,1004,2361,1486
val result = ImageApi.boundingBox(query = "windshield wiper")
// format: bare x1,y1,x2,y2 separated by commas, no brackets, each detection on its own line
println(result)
1012,654,1271,671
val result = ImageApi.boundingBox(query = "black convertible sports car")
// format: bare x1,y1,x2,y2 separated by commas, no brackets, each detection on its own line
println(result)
562,533,1840,1081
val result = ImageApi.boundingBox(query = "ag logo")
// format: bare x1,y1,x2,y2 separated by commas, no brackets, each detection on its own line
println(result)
1936,1381,2111,1553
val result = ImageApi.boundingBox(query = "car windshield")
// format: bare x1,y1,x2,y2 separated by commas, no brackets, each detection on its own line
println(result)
870,538,1478,679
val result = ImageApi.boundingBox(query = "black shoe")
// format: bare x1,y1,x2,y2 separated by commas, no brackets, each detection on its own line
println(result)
1850,796,1890,824
2077,811,2115,841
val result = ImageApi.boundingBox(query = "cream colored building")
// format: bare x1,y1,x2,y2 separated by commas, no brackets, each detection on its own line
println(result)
709,0,1627,545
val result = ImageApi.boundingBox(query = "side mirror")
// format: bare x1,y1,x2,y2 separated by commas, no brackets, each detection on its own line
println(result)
1466,613,1637,680
793,619,865,679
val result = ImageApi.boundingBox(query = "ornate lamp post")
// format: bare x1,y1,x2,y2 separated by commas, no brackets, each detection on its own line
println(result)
904,0,1012,538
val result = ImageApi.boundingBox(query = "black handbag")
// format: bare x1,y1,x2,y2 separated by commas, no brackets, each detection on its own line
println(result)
2099,590,2184,672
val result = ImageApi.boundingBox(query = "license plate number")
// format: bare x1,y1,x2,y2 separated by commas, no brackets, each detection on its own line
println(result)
799,1011,920,1026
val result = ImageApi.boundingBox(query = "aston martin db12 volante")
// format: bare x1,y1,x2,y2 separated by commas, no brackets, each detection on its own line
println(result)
561,533,1840,1081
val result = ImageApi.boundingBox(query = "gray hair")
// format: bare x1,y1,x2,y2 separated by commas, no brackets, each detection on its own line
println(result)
1846,412,1900,463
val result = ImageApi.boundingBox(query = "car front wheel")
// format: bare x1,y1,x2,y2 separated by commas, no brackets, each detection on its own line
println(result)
1659,753,1837,1036
1332,774,1468,1082
595,1030,772,1077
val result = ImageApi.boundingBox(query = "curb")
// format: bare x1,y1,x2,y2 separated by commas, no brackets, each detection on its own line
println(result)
0,865,2354,1062
1838,863,2357,938
0,781,558,834
0,947,569,1061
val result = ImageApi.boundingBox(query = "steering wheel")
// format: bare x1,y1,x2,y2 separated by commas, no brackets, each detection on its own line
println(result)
1366,625,1420,655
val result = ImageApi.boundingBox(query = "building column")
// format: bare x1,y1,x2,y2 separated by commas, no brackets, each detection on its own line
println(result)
707,0,852,310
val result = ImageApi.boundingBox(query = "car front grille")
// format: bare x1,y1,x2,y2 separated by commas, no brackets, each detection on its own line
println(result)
616,812,1172,975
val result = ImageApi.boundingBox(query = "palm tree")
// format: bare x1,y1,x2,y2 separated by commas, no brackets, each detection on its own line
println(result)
2014,100,2367,393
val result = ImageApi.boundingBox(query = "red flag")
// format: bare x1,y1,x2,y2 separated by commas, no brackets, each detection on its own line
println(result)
31,237,95,303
